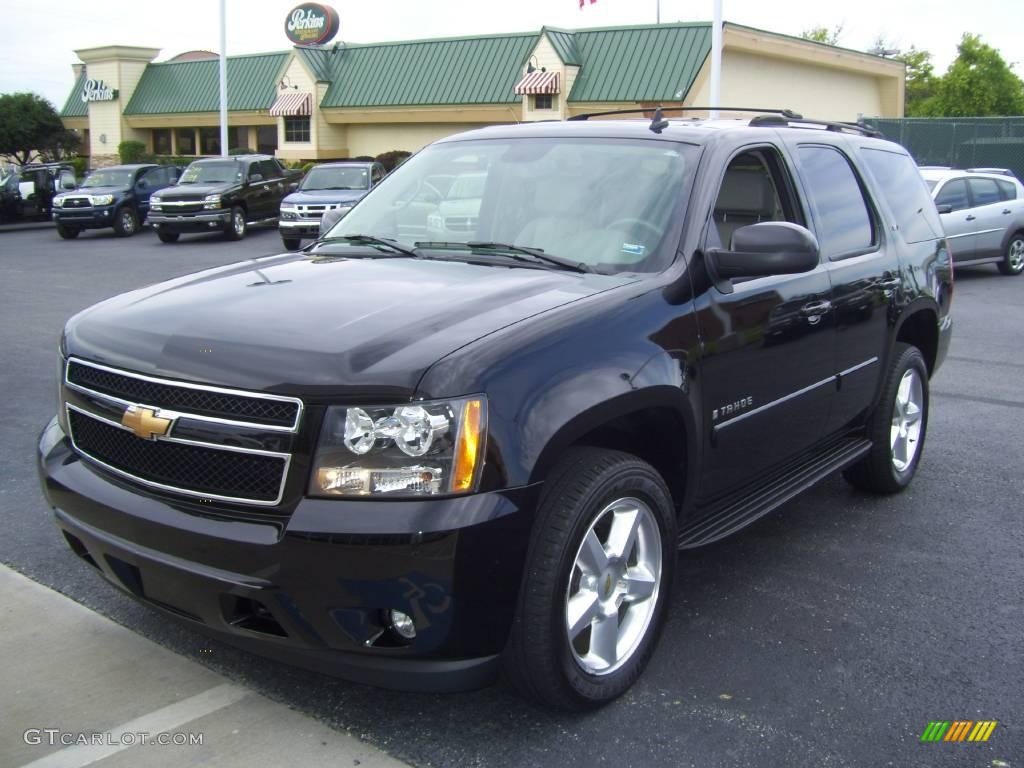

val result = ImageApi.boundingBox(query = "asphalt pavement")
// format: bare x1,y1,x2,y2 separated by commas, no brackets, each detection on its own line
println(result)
0,224,1021,767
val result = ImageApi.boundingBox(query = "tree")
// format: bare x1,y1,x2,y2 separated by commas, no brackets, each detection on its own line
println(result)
924,34,1024,117
0,92,68,165
901,46,939,117
800,23,844,46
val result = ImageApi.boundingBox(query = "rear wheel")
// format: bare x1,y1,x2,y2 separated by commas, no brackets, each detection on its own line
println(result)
113,207,138,237
844,343,929,494
998,233,1024,275
282,237,302,250
224,206,247,241
157,231,180,243
503,448,675,710
56,225,80,240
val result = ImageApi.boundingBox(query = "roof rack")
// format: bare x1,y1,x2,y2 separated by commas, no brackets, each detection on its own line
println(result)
568,106,803,122
747,114,885,138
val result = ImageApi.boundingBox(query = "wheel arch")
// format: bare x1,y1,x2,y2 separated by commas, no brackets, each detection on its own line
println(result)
893,302,939,376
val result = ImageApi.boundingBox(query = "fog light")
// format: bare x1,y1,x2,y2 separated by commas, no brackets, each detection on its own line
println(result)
389,609,416,639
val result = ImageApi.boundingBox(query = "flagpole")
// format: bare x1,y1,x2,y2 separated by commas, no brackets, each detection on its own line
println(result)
709,0,722,119
656,0,660,23
219,0,228,157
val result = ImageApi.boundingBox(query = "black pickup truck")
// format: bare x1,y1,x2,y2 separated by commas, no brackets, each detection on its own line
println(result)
39,112,952,710
147,155,301,242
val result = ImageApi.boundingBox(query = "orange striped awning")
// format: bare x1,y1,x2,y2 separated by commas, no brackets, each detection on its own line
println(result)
514,71,560,95
269,91,312,116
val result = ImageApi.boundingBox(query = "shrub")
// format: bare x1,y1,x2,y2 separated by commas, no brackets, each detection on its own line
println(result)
118,140,148,164
375,150,411,172
301,162,315,175
228,147,254,155
68,155,88,179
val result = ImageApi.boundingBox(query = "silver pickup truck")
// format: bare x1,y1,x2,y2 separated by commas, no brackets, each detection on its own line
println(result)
920,168,1024,276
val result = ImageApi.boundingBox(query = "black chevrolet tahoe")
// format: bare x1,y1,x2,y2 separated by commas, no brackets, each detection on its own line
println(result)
148,155,301,242
38,112,953,710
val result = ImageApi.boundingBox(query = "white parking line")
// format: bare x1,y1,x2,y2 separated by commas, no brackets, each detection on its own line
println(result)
17,684,248,768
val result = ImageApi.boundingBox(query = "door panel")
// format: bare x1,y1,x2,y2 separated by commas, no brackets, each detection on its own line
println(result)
967,177,1007,256
934,179,976,261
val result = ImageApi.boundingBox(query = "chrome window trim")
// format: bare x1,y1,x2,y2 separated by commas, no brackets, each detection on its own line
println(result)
65,357,303,432
65,403,291,507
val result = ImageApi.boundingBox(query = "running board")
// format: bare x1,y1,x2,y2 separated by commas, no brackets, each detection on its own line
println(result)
677,437,872,549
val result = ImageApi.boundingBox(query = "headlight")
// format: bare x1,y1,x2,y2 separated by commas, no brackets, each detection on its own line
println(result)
90,194,114,206
202,194,222,210
280,209,297,220
150,200,162,210
311,396,486,497
52,196,64,208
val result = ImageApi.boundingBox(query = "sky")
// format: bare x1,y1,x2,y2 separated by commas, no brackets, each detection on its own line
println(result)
1,0,1020,110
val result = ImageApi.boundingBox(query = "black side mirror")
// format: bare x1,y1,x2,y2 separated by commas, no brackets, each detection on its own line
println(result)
248,173,263,183
707,222,820,291
935,203,953,214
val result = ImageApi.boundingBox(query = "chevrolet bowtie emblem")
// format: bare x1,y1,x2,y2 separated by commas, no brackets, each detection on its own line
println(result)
121,406,172,440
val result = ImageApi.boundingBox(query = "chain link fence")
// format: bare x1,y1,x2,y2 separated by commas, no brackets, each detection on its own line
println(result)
863,117,1024,180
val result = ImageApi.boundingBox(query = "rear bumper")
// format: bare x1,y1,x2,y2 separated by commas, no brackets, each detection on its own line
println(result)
37,417,538,692
149,211,231,232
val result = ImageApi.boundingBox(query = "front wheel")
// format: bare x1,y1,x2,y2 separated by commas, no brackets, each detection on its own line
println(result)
113,207,138,237
56,225,80,240
282,237,302,250
503,448,675,710
998,233,1024,276
224,206,247,241
157,231,180,243
844,343,929,493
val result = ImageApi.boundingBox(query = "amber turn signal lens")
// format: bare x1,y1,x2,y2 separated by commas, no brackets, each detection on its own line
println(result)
452,399,484,493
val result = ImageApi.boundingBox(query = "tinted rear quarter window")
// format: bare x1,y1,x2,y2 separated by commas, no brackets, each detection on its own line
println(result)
860,148,943,244
797,145,875,258
995,179,1017,201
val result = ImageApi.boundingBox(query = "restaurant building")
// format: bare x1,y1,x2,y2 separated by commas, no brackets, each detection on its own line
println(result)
60,21,906,168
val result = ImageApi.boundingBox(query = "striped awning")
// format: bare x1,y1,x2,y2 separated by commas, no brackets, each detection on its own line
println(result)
269,91,312,116
514,71,560,95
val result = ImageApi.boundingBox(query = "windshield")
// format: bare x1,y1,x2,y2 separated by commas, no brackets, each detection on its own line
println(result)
179,161,242,185
322,138,697,273
301,166,371,191
81,169,134,188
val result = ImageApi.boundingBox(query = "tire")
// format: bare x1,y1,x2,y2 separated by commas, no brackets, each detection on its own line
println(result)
282,237,302,250
843,343,929,494
997,232,1024,276
56,225,80,240
503,447,676,710
113,207,139,237
157,231,180,243
224,206,247,241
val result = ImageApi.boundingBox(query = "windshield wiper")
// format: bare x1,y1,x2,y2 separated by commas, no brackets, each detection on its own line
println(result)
415,241,591,273
316,234,420,258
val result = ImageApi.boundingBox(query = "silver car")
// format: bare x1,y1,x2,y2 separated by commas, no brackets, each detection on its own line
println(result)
921,168,1024,275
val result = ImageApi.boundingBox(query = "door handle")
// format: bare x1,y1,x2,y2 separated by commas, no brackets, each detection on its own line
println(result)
1003,209,1012,215
965,215,976,221
800,300,832,317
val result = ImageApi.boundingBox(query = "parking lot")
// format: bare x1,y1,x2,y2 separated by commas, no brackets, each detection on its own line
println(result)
1,223,1022,767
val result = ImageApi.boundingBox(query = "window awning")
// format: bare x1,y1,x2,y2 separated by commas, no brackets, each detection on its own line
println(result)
514,71,560,95
269,91,312,116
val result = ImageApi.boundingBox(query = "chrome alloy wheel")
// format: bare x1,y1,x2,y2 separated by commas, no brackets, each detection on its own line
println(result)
233,209,246,236
891,368,924,472
565,497,663,676
1009,238,1024,273
120,209,136,234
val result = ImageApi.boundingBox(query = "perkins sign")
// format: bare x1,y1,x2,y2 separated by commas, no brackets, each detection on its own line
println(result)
284,3,340,46
80,79,118,103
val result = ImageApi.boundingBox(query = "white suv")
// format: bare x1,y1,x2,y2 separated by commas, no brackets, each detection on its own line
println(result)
920,168,1024,276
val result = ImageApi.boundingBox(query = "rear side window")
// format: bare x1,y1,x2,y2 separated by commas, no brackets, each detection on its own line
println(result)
860,148,943,244
259,160,281,180
935,179,969,211
968,177,1001,206
996,180,1017,201
797,145,875,258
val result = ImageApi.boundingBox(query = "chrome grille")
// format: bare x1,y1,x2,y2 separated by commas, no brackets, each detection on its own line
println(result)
64,358,301,506
62,197,92,209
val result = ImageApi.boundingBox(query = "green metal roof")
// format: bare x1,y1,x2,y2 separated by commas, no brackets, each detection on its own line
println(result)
296,46,338,83
320,33,537,108
544,28,581,67
567,23,711,103
123,52,288,114
60,69,88,118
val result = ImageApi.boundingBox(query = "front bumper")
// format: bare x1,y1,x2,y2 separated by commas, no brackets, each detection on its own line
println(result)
53,206,117,229
279,219,321,238
37,417,537,692
148,210,231,233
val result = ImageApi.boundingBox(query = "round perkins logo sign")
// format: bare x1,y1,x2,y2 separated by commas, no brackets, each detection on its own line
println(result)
80,79,118,103
284,3,340,46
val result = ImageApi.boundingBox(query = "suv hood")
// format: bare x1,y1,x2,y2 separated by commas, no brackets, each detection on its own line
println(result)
65,253,636,397
284,189,367,205
68,185,128,197
158,183,234,200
